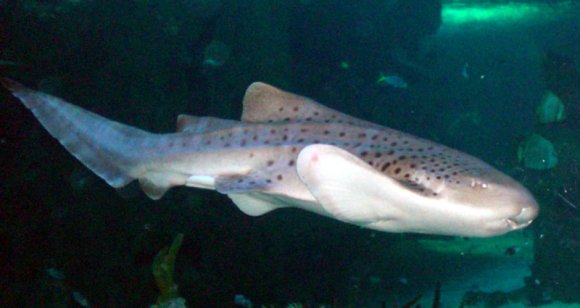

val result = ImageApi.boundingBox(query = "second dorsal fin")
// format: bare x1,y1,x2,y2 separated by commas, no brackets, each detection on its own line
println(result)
176,115,241,133
241,82,376,127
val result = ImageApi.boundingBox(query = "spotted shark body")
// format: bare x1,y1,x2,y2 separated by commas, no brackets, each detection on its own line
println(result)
2,79,538,237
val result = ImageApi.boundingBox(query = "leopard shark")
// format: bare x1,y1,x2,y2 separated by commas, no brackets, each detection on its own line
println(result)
2,79,538,237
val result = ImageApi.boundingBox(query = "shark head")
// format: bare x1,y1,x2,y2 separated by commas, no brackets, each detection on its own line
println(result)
296,143,539,237
441,164,539,236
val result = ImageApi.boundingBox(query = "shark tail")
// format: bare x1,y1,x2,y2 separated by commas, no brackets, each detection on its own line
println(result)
2,78,152,189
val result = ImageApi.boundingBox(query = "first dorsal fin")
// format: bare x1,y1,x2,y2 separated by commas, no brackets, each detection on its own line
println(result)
241,82,377,127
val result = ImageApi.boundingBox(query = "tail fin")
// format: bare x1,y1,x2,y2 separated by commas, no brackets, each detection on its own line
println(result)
2,78,151,188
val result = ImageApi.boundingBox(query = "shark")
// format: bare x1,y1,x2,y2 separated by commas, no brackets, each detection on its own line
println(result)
2,79,539,237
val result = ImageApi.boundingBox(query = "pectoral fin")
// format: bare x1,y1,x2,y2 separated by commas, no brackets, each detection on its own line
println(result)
296,144,423,225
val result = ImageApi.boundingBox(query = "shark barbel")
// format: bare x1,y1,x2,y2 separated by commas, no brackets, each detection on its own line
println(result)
2,79,539,237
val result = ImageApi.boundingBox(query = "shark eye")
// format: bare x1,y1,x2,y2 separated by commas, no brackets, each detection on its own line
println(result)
470,179,489,189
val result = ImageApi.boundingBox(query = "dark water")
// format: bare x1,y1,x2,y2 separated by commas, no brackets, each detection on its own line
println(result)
0,0,578,307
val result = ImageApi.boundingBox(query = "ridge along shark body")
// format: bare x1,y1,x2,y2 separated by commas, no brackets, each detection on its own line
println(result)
2,79,539,237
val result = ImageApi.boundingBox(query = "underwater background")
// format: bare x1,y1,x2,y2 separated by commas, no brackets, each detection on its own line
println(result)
0,0,578,307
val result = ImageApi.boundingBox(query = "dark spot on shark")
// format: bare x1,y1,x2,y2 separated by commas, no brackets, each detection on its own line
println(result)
391,142,398,146
301,128,309,133
249,153,254,158
270,129,276,134
361,151,368,157
277,174,283,181
374,152,382,158
240,140,246,146
253,135,258,141
314,111,320,116
372,135,379,140
288,160,294,166
267,160,274,166
358,133,366,138
339,132,346,137
282,135,288,141
323,130,330,135
266,179,272,184
279,107,284,112
293,107,299,112
395,167,402,174
381,162,391,171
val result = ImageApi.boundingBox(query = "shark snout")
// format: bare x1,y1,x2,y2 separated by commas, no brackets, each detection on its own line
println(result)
497,186,539,233
478,183,539,236
506,198,539,229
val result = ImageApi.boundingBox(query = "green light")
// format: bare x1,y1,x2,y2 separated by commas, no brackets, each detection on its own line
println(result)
442,3,543,25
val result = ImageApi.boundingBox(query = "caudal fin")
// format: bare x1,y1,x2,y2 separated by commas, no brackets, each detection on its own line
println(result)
2,78,151,188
